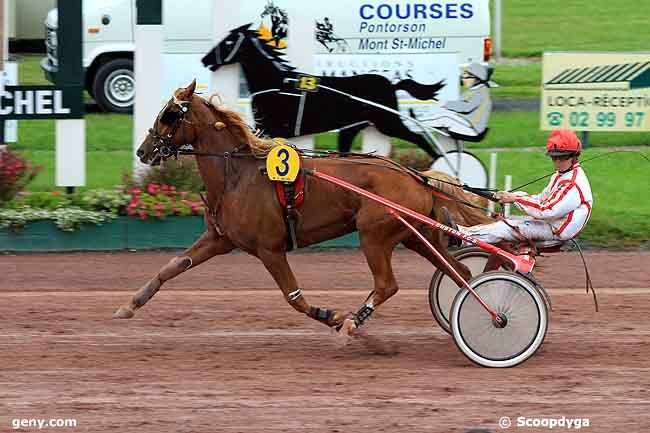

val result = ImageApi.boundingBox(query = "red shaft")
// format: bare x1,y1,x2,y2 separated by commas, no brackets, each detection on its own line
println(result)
390,209,500,321
311,169,534,274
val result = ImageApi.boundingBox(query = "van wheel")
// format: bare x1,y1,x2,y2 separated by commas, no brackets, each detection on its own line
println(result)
93,58,134,113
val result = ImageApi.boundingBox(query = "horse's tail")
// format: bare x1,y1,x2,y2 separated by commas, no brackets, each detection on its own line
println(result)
393,79,445,101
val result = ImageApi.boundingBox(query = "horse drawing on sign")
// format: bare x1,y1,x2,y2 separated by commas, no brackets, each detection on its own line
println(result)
260,1,288,48
201,24,445,159
315,17,349,53
113,81,494,339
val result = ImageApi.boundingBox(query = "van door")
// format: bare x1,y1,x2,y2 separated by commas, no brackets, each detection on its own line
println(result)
84,0,134,44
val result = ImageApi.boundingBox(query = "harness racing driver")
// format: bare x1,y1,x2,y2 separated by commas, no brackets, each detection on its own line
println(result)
443,128,593,245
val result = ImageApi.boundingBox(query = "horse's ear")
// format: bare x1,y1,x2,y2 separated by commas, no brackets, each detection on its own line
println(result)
178,79,197,100
233,23,252,32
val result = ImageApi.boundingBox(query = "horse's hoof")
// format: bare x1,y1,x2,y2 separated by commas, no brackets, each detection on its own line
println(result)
112,306,135,319
333,318,357,346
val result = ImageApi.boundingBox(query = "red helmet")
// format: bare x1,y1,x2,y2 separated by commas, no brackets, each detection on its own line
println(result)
546,129,582,156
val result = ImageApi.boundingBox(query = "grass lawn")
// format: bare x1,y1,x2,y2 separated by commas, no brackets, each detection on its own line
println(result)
490,63,541,98
23,150,132,191
499,0,650,58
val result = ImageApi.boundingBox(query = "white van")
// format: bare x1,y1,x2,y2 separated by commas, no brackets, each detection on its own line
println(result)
41,0,491,113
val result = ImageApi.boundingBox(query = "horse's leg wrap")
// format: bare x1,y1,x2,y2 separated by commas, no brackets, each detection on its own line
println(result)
353,303,375,328
308,306,346,327
287,289,303,303
284,289,308,313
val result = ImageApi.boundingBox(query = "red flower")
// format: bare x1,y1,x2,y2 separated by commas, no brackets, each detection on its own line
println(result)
146,183,160,195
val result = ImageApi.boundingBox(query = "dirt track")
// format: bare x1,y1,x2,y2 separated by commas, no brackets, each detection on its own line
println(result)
1,250,649,432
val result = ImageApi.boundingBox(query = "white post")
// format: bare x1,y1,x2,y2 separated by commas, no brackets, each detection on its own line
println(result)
488,152,497,214
56,119,86,186
493,0,502,62
287,12,314,150
1,0,7,68
503,174,512,217
1,0,7,149
133,15,164,175
211,0,240,109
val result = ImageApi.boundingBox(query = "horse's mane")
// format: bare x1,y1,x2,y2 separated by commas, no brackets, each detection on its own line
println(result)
241,27,295,71
204,93,280,157
421,170,496,226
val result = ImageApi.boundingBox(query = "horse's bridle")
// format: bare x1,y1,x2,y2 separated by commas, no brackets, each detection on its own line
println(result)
149,98,253,162
149,99,192,160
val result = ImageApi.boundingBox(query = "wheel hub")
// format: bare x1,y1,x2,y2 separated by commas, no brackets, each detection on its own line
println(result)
493,312,508,328
104,69,135,108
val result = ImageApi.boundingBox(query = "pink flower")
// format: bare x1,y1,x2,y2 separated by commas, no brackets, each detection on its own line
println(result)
155,211,162,217
130,188,142,194
147,183,159,195
139,212,147,220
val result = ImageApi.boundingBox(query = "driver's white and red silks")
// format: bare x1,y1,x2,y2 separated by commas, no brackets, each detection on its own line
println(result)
460,163,593,244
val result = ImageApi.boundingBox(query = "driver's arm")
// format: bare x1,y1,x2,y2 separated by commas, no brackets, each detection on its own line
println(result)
443,93,481,114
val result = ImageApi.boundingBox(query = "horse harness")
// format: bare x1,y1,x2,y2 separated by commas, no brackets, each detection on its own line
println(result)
151,100,308,251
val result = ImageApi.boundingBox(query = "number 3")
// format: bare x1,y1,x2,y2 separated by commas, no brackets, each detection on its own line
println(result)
275,148,290,176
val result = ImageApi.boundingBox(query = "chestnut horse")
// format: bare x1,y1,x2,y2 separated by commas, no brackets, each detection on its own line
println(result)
113,80,494,337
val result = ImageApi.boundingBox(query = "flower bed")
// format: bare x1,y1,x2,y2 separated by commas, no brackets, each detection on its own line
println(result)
0,183,358,251
0,150,367,251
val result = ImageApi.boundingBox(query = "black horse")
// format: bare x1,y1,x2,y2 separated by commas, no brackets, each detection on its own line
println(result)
202,24,445,158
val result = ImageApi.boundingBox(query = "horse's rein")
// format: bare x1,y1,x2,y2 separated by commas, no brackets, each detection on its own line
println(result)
151,102,495,218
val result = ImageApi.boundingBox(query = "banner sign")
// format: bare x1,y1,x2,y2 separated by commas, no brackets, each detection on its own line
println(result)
297,1,488,54
0,85,83,119
314,52,459,123
541,52,650,131
238,0,464,119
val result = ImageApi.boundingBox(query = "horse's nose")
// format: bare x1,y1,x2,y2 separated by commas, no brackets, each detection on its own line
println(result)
136,149,145,157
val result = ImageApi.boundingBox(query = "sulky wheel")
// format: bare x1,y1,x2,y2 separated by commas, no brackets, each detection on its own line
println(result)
429,247,503,334
450,271,548,368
